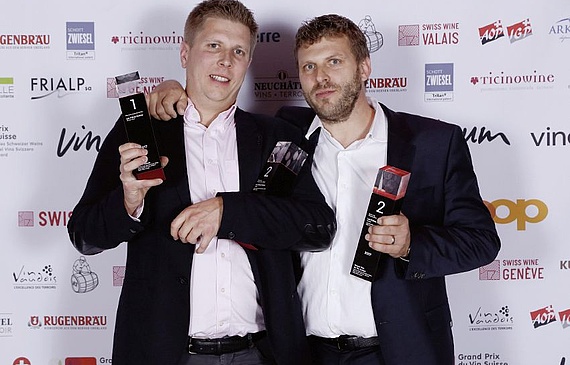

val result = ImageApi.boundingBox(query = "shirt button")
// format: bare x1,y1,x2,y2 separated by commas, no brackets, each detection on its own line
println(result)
228,232,236,239
178,277,188,285
220,288,225,293
221,252,226,258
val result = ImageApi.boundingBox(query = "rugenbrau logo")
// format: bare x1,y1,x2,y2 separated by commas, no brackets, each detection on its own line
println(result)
484,199,548,230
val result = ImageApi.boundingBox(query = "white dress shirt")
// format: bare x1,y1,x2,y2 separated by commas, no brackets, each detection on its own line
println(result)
298,97,388,338
183,100,264,338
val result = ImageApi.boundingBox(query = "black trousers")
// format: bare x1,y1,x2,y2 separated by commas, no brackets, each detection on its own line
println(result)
308,336,385,365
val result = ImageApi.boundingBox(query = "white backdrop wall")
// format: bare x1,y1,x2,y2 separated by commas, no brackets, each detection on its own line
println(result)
1,1,569,364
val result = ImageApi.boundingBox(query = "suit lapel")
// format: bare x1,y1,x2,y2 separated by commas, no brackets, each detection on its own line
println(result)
235,108,264,192
381,103,415,173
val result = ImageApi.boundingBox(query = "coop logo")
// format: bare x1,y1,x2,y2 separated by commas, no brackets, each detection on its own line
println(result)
0,77,15,98
549,18,570,42
479,18,533,45
424,63,453,102
30,77,92,100
358,15,383,53
17,210,73,227
480,259,545,281
1,313,14,337
398,21,459,47
12,264,57,290
71,256,99,294
366,75,408,93
12,358,31,365
0,33,50,50
66,22,95,60
106,75,166,98
484,198,548,230
113,266,126,286
252,70,304,102
468,305,514,332
470,70,555,91
27,315,108,330
64,358,97,365
110,30,182,51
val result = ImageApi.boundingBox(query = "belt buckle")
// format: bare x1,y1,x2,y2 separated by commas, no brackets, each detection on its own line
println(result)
337,335,355,351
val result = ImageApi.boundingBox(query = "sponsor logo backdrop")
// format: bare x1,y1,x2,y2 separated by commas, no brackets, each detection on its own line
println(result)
0,0,568,363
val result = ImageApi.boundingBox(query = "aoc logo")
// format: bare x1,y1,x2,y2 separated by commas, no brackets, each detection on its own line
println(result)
531,305,557,329
359,15,383,53
253,70,304,102
468,305,514,332
66,22,95,60
0,77,15,98
484,199,548,230
549,18,570,42
30,77,92,100
366,75,408,93
424,63,453,102
479,18,532,45
398,21,459,46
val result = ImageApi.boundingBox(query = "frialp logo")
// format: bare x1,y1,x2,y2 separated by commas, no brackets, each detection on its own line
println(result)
30,77,92,100
467,305,514,332
479,18,533,45
480,259,545,281
358,15,383,53
398,22,459,46
531,127,570,147
549,18,570,42
424,63,453,102
252,70,304,102
470,70,555,91
1,313,14,337
484,198,548,230
0,33,50,50
66,22,95,60
12,264,58,290
110,30,182,51
106,75,166,98
27,315,108,330
71,257,99,294
366,75,408,94
0,77,15,98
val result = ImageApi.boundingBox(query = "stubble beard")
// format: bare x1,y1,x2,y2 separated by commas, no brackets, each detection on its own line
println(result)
303,71,362,125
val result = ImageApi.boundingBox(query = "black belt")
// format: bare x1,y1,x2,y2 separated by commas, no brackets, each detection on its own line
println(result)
188,331,266,355
311,335,380,351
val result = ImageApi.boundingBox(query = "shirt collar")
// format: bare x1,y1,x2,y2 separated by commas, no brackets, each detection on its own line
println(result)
305,96,388,142
183,98,237,131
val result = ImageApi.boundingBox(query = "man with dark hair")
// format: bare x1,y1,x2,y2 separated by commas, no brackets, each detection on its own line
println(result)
148,12,500,365
67,2,335,365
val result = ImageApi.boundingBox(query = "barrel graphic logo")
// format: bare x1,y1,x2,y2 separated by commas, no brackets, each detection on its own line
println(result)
70,256,99,293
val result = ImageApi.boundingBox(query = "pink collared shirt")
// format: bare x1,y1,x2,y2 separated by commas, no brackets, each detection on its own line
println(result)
183,100,264,338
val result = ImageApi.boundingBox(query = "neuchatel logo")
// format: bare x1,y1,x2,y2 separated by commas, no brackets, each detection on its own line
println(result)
66,22,95,60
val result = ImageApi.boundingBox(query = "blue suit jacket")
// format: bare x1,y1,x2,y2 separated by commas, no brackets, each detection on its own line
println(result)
68,108,336,365
276,104,501,365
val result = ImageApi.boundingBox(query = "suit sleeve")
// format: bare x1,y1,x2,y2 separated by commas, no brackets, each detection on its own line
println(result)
217,121,336,252
399,125,500,279
67,118,145,255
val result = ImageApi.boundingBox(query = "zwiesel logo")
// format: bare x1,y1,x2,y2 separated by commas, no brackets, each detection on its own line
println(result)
0,77,15,98
424,63,453,102
398,22,459,47
1,313,14,337
13,264,57,290
66,22,95,60
479,18,532,45
468,305,513,331
28,315,108,330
